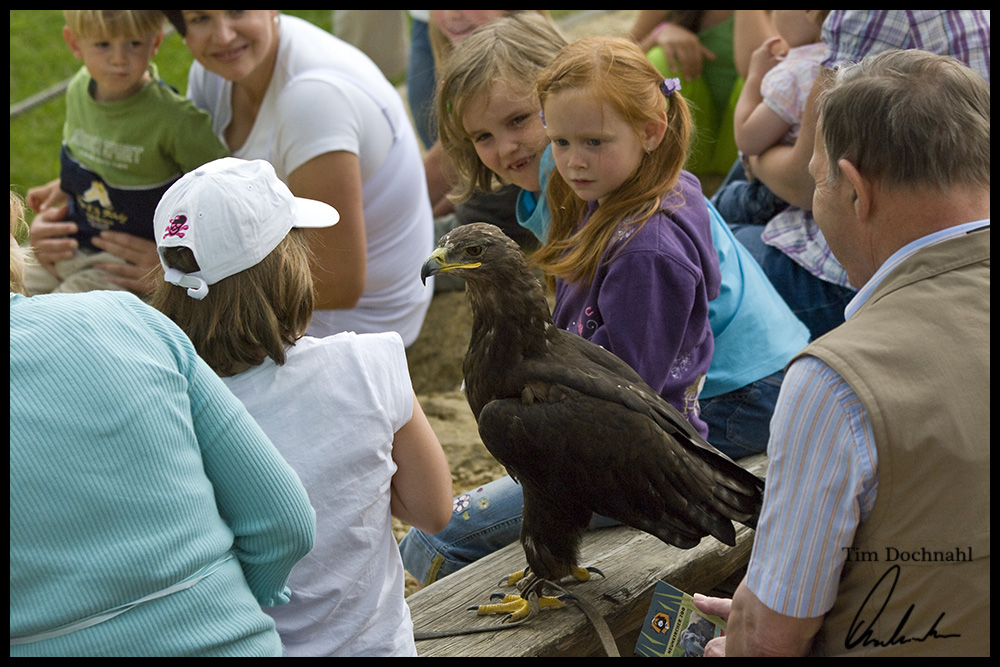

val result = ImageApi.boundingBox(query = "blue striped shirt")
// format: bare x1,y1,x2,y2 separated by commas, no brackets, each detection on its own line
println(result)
745,220,990,618
745,356,878,618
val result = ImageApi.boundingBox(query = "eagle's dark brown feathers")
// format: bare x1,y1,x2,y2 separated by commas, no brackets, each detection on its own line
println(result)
420,223,764,583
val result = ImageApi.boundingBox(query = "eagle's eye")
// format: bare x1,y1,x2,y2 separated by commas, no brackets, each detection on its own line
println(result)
465,245,484,258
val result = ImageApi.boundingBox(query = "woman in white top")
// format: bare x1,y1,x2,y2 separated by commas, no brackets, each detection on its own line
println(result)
165,10,435,347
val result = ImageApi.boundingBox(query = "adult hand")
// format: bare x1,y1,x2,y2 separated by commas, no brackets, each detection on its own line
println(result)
26,178,67,214
695,583,822,656
28,204,78,278
91,230,161,295
692,593,732,657
652,22,716,82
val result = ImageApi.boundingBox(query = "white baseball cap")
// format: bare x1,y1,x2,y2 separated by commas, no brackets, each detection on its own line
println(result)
154,157,339,299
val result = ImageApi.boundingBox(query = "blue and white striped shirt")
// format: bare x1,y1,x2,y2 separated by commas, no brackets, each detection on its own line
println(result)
745,220,989,618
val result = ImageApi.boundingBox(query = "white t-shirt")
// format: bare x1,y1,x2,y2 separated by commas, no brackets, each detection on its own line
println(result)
187,15,434,347
222,332,417,656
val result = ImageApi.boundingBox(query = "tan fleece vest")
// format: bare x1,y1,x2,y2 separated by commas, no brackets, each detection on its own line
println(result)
801,227,990,656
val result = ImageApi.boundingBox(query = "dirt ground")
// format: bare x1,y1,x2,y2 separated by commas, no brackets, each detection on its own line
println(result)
393,12,641,591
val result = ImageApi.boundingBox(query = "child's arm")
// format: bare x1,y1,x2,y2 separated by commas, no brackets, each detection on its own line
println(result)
734,37,794,157
745,70,830,210
390,393,453,534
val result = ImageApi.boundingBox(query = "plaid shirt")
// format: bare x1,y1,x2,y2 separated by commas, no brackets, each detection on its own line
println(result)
763,10,990,287
823,10,991,80
763,207,851,288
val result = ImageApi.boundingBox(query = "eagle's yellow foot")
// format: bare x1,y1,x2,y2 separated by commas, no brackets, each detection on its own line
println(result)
500,565,603,586
468,593,567,621
572,565,605,582
499,567,529,586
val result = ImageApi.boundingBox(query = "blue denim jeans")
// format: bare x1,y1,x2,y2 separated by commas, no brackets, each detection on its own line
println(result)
398,476,524,586
710,158,789,226
700,369,784,459
406,17,436,150
398,372,784,585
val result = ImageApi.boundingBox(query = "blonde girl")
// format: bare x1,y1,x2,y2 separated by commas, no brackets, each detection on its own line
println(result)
435,12,568,242
537,36,720,435
421,11,557,251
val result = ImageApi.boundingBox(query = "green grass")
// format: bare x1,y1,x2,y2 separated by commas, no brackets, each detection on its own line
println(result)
9,10,333,202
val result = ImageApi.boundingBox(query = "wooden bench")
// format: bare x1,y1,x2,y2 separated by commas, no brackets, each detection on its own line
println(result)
406,453,768,657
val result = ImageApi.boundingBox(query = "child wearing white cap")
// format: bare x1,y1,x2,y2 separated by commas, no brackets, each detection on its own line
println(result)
151,157,452,656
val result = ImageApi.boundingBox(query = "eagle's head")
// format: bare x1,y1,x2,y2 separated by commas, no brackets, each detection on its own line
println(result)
420,222,526,286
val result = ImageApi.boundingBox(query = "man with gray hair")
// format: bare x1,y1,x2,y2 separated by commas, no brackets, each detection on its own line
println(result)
695,49,990,657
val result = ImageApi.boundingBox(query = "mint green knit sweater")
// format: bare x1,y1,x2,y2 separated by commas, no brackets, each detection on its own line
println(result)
10,291,316,656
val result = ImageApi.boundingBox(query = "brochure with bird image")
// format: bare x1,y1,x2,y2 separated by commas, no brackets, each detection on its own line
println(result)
635,579,727,657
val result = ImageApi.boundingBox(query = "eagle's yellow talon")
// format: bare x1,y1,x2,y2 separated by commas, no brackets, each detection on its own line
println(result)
537,595,568,611
501,567,529,586
571,565,605,582
473,594,530,620
470,593,566,621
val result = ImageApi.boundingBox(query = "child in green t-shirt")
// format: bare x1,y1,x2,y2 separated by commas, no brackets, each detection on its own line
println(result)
25,10,228,295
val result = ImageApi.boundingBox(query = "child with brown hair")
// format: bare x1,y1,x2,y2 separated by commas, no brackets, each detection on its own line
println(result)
151,157,452,657
25,10,227,295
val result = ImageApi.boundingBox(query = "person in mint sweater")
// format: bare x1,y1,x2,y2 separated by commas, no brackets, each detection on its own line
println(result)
10,193,315,656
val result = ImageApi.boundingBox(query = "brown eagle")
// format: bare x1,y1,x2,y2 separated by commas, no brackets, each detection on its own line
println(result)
421,223,763,608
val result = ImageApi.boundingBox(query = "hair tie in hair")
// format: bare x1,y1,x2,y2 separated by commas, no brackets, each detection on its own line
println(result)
660,78,682,97
539,109,546,127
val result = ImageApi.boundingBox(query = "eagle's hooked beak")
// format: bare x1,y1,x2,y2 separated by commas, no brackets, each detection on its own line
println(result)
420,247,481,285
420,248,447,285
